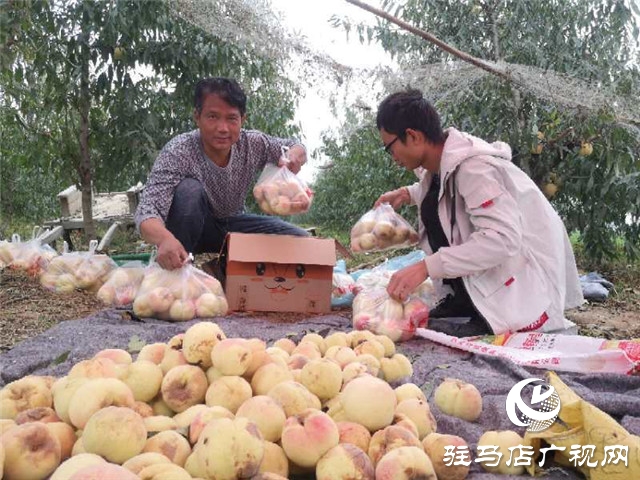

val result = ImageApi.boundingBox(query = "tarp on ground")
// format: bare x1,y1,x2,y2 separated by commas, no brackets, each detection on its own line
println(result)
1,309,638,479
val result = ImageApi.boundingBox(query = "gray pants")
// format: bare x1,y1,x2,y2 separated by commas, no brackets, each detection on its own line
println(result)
165,178,309,254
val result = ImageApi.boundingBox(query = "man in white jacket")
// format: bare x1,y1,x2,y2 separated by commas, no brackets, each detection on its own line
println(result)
376,89,583,335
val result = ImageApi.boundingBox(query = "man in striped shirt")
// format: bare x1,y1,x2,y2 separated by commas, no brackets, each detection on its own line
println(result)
134,77,309,270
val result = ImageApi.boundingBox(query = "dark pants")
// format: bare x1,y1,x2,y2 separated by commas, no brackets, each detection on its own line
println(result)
165,178,309,254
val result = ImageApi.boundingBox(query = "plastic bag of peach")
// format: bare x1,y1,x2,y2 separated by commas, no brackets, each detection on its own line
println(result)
132,258,228,321
350,203,418,253
252,146,313,216
352,288,429,342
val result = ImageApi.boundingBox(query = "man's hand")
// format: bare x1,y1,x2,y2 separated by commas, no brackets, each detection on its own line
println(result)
281,144,307,174
387,261,428,302
375,187,411,210
157,236,189,270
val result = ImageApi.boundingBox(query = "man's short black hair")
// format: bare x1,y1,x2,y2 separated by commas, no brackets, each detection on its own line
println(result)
376,89,445,144
194,77,247,116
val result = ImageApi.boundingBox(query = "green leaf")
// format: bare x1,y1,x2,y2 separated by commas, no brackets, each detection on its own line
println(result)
127,335,146,353
51,350,71,366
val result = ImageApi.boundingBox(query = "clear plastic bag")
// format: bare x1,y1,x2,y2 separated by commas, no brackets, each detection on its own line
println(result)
96,260,146,307
352,287,429,342
40,240,116,293
253,146,313,215
332,272,356,299
133,260,228,321
350,203,419,252
0,234,21,268
8,228,59,276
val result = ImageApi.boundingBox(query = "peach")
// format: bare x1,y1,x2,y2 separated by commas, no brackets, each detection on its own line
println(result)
266,347,290,362
172,404,209,430
1,421,61,480
68,463,140,479
68,378,135,429
136,343,166,365
300,333,327,354
182,321,226,368
143,415,178,434
324,345,357,368
250,363,293,395
291,341,322,360
392,413,420,438
93,348,132,365
158,346,188,375
122,452,172,474
137,463,192,479
316,443,374,480
168,299,196,321
150,397,175,417
195,417,264,479
267,380,321,418
49,453,106,480
379,354,413,384
422,432,471,480
353,354,381,377
339,375,397,432
395,383,426,404
358,233,377,251
211,338,253,375
477,430,525,475
52,377,88,425
348,328,377,347
206,365,225,383
337,421,372,453
324,332,350,349
272,337,296,354
133,293,155,317
287,353,310,371
120,360,163,403
0,419,16,435
161,365,208,412
142,430,191,466
280,409,339,468
71,436,86,456
184,452,206,478
67,357,118,379
188,406,234,445
167,333,184,349
299,358,343,401
0,376,53,420
236,395,286,442
375,446,436,479
394,399,437,440
258,441,289,478
353,339,385,359
46,421,76,460
372,221,395,241
368,425,422,466
205,375,253,413
147,286,174,313
82,406,147,464
433,378,483,422
375,335,396,357
15,406,60,424
195,293,224,317
342,362,369,385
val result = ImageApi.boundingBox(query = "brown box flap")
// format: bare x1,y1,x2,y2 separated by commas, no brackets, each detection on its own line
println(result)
227,233,336,267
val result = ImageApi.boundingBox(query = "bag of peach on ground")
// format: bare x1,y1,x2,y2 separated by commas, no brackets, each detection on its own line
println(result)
96,260,146,307
350,203,419,253
40,240,116,294
132,257,228,321
352,287,429,342
252,146,313,216
6,228,59,276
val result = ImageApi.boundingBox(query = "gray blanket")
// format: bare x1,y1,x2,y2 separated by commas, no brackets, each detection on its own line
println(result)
2,309,638,479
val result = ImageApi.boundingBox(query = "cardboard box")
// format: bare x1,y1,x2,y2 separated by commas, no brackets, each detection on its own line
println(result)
223,233,337,313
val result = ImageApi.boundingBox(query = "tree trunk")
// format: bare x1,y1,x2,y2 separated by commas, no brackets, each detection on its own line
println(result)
78,38,95,242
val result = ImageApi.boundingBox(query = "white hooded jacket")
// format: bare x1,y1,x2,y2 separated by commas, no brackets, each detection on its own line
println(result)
406,128,583,334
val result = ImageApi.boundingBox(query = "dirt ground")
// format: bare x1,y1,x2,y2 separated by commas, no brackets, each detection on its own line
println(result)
1,267,639,353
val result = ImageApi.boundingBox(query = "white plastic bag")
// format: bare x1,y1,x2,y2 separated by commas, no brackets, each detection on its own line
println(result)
352,287,429,342
96,261,146,307
253,146,313,215
133,260,228,321
350,203,418,252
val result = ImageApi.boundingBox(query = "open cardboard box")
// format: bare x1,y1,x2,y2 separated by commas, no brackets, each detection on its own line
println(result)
220,233,338,313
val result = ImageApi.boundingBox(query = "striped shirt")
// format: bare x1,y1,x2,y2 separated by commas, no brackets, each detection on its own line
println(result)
134,129,298,229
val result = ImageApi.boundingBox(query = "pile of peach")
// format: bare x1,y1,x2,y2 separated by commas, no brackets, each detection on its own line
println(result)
253,180,312,216
0,323,525,479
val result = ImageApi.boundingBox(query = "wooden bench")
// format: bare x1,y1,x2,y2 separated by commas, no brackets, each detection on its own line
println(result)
43,183,144,251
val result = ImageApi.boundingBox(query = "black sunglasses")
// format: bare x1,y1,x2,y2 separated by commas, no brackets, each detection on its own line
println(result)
382,136,399,154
